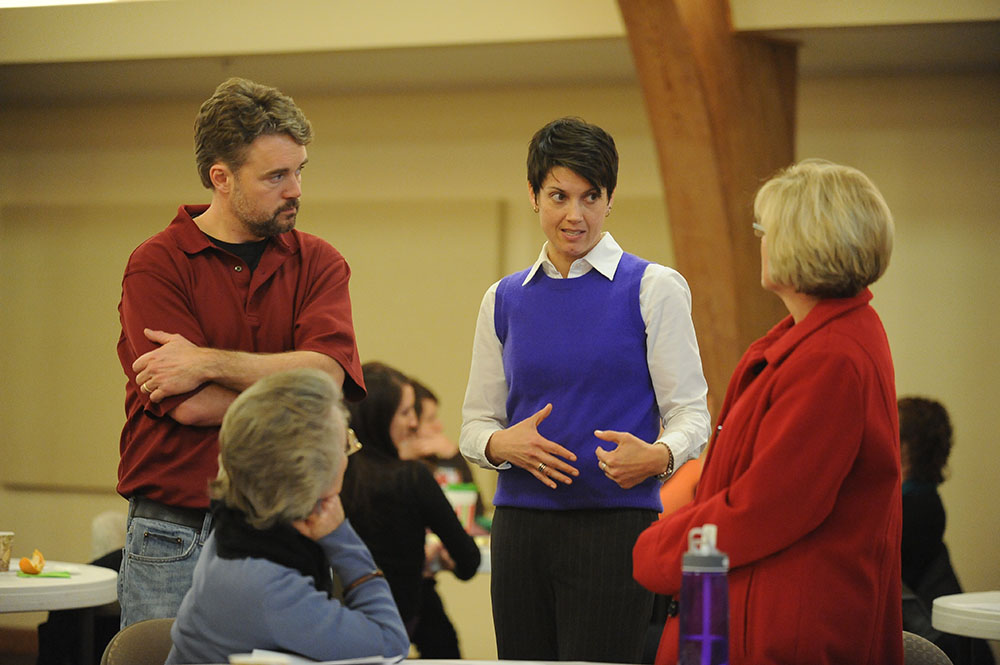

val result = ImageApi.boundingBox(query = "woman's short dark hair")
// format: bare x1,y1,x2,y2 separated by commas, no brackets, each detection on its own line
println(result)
898,396,953,485
194,77,313,189
527,117,618,197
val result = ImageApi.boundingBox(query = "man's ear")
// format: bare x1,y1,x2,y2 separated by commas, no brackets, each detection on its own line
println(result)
209,163,232,193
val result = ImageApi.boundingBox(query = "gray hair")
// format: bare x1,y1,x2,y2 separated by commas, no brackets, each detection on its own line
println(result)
211,368,347,529
754,158,894,298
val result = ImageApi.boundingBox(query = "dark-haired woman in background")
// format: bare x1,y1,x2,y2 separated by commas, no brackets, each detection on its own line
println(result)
395,377,489,658
900,396,955,592
899,396,995,665
341,361,480,655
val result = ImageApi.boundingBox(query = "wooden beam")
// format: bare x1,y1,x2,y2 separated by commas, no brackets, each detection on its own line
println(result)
618,0,796,412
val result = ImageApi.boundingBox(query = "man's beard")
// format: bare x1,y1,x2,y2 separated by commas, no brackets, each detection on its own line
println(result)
237,199,299,239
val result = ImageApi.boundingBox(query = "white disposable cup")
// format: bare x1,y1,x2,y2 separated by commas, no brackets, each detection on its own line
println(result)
443,489,478,531
0,531,13,572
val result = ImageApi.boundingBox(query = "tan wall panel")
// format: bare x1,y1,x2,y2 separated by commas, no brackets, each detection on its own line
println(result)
0,203,166,488
436,571,495,659
797,72,1000,595
303,199,506,507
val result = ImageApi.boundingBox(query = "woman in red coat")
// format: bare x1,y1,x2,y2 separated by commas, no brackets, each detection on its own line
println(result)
633,159,902,665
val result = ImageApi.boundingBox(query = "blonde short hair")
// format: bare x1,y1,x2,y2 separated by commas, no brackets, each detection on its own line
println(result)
211,368,347,529
754,159,894,298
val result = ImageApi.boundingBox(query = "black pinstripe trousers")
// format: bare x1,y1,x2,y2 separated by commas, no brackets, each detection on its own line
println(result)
490,506,658,662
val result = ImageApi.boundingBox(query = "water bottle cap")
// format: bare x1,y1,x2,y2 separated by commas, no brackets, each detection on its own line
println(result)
682,550,729,571
682,523,729,572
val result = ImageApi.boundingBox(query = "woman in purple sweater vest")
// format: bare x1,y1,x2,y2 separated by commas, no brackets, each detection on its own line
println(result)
460,117,711,662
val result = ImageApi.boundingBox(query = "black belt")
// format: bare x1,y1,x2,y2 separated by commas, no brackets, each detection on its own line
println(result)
131,497,208,530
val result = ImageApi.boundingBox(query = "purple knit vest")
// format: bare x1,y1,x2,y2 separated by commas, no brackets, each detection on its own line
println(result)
492,252,662,511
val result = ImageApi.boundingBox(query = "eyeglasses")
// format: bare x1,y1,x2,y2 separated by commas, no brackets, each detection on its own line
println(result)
752,222,766,238
346,428,362,457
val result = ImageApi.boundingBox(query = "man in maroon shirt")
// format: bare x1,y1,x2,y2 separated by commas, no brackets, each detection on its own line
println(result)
115,77,365,627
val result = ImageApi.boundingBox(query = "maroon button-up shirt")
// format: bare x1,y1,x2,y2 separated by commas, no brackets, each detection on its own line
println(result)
117,205,364,508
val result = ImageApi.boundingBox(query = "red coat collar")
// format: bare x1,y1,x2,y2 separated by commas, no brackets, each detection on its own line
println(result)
748,288,875,369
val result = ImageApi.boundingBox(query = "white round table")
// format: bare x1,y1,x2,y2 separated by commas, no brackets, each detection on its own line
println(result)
932,591,1000,665
932,590,1000,640
0,560,117,613
1,560,118,665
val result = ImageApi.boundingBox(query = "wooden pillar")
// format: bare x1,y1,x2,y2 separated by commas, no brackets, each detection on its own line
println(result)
618,0,796,413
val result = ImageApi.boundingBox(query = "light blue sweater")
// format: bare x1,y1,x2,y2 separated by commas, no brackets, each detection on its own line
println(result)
165,519,409,664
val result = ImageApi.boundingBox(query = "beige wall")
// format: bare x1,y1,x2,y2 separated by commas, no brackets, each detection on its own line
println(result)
796,71,1000,598
2,72,998,654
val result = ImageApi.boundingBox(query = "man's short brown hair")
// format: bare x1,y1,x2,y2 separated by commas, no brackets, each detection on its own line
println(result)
194,77,313,189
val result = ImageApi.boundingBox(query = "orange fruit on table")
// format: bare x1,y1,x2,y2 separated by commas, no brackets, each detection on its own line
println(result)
19,549,45,574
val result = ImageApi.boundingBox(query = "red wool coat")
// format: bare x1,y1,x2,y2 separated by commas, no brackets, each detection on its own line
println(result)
634,289,903,665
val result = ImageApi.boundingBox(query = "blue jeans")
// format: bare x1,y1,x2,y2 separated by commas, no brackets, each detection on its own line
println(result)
118,500,212,628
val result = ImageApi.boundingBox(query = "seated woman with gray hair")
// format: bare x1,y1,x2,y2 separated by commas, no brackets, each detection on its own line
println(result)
634,159,903,664
166,368,409,664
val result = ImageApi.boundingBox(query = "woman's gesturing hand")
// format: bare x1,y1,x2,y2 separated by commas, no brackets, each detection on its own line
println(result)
485,403,579,489
595,429,670,489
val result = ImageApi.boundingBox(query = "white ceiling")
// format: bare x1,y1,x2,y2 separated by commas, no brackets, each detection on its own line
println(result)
1,21,997,106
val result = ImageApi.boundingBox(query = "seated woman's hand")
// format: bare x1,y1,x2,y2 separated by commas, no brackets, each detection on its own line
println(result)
292,494,346,541
486,403,579,489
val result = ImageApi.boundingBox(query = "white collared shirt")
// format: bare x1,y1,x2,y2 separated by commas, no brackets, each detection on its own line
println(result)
460,232,710,474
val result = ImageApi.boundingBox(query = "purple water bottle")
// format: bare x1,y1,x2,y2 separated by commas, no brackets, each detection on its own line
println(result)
678,524,729,665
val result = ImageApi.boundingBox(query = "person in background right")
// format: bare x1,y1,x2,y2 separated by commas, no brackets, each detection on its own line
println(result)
400,379,487,521
899,396,996,665
633,159,903,665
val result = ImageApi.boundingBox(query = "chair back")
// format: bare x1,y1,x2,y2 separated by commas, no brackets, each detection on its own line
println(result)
100,617,175,665
903,630,954,665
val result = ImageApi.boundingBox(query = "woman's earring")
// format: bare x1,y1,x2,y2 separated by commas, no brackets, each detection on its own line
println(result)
533,206,539,213
606,207,612,217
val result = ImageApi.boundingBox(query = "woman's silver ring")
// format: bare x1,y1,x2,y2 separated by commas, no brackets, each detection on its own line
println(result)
600,461,607,471
537,462,547,474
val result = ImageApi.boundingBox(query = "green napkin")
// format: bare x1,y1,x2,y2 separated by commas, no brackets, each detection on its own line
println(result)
445,482,478,492
17,571,71,578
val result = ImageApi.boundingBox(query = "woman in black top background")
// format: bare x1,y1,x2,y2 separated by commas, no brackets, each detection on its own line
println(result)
899,396,995,665
341,361,481,656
